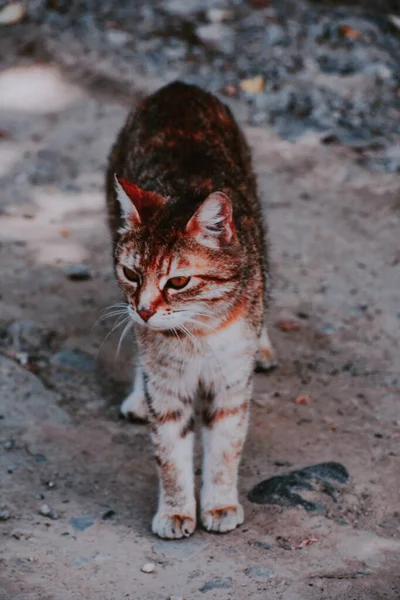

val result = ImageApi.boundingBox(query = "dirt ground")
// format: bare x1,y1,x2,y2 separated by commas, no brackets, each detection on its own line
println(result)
1,5,400,600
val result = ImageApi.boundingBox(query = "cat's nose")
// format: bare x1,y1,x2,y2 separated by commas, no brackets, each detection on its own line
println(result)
137,307,155,322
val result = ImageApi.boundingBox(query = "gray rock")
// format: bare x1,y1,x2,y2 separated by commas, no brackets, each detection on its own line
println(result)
245,566,275,579
50,348,96,373
0,509,11,521
39,504,58,519
200,577,232,592
64,264,91,280
69,515,95,531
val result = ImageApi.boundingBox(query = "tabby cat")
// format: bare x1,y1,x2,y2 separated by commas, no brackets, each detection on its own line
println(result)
106,81,276,539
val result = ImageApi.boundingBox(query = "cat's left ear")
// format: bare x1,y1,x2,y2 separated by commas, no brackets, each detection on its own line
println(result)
114,174,142,225
186,191,235,248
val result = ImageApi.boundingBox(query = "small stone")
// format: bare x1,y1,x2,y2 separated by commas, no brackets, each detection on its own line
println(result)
245,566,275,579
200,577,232,592
0,509,11,521
35,492,45,500
46,480,56,489
106,29,130,46
7,465,15,474
206,8,234,23
69,516,94,531
141,563,155,573
101,509,116,520
169,596,184,600
64,264,91,281
39,504,58,519
240,76,264,95
4,439,15,450
0,2,25,25
11,529,32,540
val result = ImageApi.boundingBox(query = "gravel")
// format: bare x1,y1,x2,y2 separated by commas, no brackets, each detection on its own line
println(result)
21,0,400,173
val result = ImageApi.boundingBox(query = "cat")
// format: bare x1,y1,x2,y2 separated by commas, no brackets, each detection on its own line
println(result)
106,81,276,538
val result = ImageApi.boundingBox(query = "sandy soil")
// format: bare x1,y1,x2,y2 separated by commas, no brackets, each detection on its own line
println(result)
0,52,399,600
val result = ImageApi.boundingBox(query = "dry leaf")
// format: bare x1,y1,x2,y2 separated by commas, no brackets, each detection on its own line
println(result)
240,75,264,95
0,2,25,25
295,394,312,405
276,320,301,332
339,25,360,40
295,535,319,549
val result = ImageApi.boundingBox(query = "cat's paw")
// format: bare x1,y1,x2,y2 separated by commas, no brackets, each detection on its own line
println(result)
201,504,244,533
152,512,196,539
120,390,148,422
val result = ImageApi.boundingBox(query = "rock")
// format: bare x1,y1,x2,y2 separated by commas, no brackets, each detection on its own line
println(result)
101,509,116,520
206,8,234,23
11,529,32,540
245,566,275,579
196,23,234,53
248,462,350,511
106,29,131,46
200,577,232,592
4,439,15,450
141,563,155,573
39,504,58,519
50,348,96,373
0,2,25,25
153,539,208,560
249,541,273,550
69,516,94,531
64,264,91,280
0,508,11,521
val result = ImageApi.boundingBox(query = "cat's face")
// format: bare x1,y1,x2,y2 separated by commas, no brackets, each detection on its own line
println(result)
114,176,242,332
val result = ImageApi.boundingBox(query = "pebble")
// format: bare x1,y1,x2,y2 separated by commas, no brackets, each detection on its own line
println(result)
206,8,234,23
169,596,184,600
39,504,59,519
245,566,275,579
200,577,232,592
69,515,94,531
141,563,155,573
0,509,11,521
0,2,25,25
4,439,15,450
64,264,91,281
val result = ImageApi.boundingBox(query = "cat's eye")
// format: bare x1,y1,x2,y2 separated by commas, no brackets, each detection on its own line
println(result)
167,276,191,290
122,266,139,283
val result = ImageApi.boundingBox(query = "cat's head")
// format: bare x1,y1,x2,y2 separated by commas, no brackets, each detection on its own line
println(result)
113,175,243,333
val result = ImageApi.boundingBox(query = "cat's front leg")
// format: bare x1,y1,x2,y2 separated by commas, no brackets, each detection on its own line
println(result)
145,375,196,539
200,374,252,533
120,361,148,421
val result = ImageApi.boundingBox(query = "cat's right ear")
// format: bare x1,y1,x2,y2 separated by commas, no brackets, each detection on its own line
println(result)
114,174,141,225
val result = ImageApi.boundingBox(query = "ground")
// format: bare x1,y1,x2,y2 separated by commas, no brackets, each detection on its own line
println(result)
0,2,400,599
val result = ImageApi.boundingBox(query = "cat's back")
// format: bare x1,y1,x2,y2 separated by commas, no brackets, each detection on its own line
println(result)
108,82,253,188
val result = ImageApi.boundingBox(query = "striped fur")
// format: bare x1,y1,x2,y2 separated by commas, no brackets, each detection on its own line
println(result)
106,82,275,538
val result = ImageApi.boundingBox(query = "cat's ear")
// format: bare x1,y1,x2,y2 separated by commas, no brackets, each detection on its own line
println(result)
114,174,142,225
186,191,235,248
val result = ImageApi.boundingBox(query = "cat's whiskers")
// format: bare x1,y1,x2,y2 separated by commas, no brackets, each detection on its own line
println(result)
96,314,131,359
116,318,135,361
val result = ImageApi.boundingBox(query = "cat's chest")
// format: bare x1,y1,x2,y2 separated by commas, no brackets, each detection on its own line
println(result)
140,317,256,390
